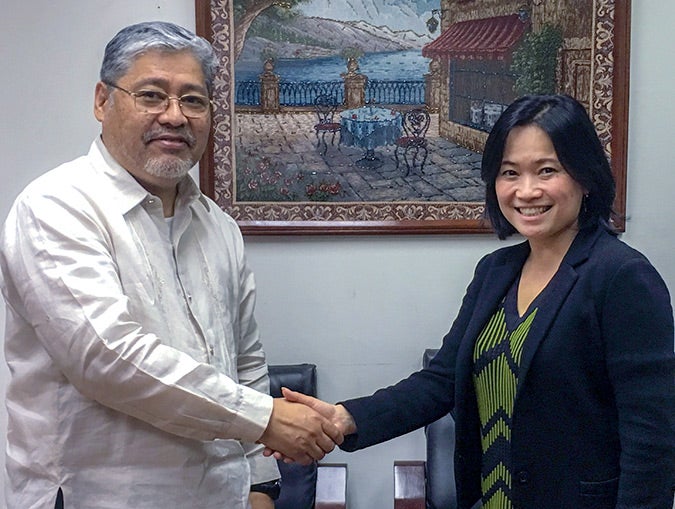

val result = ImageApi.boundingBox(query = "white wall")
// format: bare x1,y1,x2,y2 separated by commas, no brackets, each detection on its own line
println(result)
1,2,673,508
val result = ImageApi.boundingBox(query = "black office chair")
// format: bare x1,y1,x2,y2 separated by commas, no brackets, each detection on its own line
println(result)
422,349,458,509
393,349,457,509
268,364,347,509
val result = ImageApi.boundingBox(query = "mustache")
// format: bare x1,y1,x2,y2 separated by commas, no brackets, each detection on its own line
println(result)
143,127,196,147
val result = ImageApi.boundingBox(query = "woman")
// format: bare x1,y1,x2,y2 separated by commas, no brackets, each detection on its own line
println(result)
280,95,674,508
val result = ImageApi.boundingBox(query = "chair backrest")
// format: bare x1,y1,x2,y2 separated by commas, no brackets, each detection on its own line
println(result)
423,349,458,509
314,94,339,125
402,109,431,139
268,364,318,509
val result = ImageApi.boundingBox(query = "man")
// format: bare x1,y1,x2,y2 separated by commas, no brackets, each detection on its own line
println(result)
0,21,341,509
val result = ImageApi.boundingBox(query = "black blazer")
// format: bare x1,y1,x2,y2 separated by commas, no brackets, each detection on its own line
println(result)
342,226,674,509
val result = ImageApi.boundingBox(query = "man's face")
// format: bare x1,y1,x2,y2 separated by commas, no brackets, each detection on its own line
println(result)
94,50,211,192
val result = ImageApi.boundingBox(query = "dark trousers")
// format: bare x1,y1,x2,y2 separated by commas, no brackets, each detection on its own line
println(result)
55,488,64,509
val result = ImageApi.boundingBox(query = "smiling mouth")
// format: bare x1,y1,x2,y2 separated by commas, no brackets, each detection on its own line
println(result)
149,136,190,148
517,206,551,216
144,129,195,149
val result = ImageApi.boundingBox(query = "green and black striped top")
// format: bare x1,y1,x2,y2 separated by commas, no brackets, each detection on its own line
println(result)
472,281,538,509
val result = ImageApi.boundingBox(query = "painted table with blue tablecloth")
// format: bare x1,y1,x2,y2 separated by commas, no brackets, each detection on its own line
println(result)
340,106,402,168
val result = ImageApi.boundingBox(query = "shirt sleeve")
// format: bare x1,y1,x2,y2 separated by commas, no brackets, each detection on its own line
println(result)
0,189,273,444
233,248,280,483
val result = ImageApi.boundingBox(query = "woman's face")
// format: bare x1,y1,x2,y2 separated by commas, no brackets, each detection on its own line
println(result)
495,124,586,250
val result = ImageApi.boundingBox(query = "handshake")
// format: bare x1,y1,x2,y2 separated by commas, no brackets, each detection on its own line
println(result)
258,388,356,465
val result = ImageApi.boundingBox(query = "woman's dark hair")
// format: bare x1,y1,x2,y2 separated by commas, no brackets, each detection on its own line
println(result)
481,94,616,239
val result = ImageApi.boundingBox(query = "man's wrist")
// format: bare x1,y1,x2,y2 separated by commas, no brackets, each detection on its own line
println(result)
250,479,281,500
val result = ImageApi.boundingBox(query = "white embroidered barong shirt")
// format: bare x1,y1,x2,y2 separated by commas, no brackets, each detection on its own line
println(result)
0,138,279,509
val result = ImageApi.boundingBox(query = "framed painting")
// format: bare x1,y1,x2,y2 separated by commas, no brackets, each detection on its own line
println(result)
195,0,630,235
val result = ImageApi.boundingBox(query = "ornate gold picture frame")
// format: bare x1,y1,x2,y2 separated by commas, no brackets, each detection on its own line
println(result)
196,0,630,235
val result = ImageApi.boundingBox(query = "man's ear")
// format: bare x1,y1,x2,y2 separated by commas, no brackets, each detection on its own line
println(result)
93,81,110,122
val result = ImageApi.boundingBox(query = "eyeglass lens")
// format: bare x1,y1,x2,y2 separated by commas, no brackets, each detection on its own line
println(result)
134,90,210,118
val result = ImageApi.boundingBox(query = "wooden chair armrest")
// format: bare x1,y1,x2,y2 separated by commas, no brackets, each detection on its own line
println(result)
394,460,426,509
315,463,347,509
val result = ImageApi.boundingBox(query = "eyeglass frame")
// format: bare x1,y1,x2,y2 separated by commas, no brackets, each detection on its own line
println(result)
102,81,212,119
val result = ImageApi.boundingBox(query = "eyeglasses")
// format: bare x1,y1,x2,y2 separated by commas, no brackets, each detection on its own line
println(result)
104,82,212,118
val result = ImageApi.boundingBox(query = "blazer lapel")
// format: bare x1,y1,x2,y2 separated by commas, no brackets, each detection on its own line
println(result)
456,243,529,386
515,227,600,393
515,263,577,391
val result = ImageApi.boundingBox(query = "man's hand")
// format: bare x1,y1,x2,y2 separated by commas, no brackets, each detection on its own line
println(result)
248,491,274,509
258,397,344,465
263,388,357,463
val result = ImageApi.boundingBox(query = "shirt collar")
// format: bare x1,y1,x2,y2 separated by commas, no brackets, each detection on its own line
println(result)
90,136,210,215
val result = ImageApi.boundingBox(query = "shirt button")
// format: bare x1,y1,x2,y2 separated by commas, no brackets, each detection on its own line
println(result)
516,470,529,485
209,345,215,356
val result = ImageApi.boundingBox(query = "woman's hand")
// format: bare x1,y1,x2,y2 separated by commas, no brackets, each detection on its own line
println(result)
263,387,357,463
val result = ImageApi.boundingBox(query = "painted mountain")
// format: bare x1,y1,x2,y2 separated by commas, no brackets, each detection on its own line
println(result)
237,0,437,62
300,0,438,32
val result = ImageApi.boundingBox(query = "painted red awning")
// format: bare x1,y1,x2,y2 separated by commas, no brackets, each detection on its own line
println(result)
422,14,529,61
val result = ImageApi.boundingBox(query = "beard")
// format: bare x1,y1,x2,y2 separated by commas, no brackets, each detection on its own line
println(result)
143,156,195,180
141,126,199,180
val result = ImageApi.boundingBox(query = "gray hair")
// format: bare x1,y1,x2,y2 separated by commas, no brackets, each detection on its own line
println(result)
100,21,218,95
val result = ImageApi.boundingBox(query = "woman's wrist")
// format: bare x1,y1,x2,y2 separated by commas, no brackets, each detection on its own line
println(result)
335,404,357,435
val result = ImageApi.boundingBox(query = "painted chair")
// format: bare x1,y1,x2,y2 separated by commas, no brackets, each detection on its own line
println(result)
394,109,431,175
313,94,342,156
